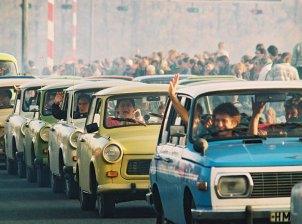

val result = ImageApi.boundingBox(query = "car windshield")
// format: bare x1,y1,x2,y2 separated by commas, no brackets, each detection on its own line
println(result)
42,89,65,116
104,93,167,128
0,87,15,109
191,89,302,141
0,61,17,76
22,88,39,112
71,90,97,119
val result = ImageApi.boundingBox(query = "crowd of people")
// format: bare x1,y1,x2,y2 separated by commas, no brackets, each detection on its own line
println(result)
25,41,302,81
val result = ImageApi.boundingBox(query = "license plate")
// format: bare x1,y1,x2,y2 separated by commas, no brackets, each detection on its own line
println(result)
270,211,290,222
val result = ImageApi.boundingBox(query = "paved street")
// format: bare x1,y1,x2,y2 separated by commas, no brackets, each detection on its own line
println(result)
0,169,156,224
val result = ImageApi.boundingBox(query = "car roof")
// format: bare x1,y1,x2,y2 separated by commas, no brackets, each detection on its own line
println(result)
18,79,60,89
0,76,37,87
40,80,82,91
0,53,17,63
84,75,134,81
94,83,168,96
65,80,131,92
133,74,190,82
178,75,239,85
177,80,302,97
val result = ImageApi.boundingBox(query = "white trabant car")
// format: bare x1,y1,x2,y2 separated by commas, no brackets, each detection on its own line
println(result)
76,84,168,217
1,76,36,168
23,80,81,187
148,81,302,224
48,80,130,198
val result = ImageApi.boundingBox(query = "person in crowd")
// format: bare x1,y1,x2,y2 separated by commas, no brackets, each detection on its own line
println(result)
241,55,257,80
216,41,229,58
146,65,156,76
266,52,299,80
133,57,149,77
267,45,279,65
257,57,272,80
291,40,302,79
232,62,246,79
215,55,232,75
204,59,217,76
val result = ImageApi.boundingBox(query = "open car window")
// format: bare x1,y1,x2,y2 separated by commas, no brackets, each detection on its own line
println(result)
0,87,15,109
191,90,302,141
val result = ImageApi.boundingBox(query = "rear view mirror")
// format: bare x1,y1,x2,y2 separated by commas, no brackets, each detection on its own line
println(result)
86,123,98,133
255,93,286,103
170,125,186,137
29,105,39,112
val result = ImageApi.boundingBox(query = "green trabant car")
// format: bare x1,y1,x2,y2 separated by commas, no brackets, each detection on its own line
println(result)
76,84,167,217
0,53,19,76
4,79,59,177
0,76,36,167
48,80,130,198
24,80,80,187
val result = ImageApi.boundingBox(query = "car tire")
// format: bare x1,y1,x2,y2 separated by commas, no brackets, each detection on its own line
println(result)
97,194,115,218
51,172,64,193
37,165,50,187
65,177,79,199
153,187,166,224
26,166,37,183
79,188,96,211
184,191,197,224
17,158,26,178
6,157,17,175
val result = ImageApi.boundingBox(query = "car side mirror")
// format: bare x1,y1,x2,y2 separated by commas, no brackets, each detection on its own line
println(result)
194,138,208,156
29,105,39,112
86,123,98,133
170,125,186,137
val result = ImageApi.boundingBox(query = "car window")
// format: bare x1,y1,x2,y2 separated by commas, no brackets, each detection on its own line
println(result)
70,90,97,119
104,93,167,128
0,61,17,76
0,87,15,109
191,89,302,141
22,88,39,112
42,88,65,116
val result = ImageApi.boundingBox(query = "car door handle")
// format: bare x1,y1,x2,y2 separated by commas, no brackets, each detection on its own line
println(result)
154,154,162,160
163,158,173,163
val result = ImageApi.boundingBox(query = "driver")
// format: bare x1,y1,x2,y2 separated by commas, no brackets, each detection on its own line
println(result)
0,89,12,107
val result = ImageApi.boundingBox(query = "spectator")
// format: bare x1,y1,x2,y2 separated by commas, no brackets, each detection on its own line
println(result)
215,55,232,75
267,45,279,65
217,41,229,58
266,52,300,80
146,65,156,75
291,41,302,79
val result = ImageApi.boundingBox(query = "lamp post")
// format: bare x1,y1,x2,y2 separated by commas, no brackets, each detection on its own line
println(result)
21,0,28,72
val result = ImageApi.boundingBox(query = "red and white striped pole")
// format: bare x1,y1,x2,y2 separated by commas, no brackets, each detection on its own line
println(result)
72,0,77,61
47,0,54,68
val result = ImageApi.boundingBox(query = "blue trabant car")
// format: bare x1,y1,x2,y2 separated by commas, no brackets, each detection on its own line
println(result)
148,81,302,224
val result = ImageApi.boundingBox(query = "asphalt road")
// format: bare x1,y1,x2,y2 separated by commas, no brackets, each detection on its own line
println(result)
0,169,156,224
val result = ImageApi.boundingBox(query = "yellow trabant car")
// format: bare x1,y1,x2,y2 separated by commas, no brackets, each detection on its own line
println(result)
48,80,131,198
24,80,81,187
4,79,59,176
0,76,36,167
76,84,168,217
0,53,19,76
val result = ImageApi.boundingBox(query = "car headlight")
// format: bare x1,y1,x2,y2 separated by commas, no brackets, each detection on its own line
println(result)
21,122,27,136
215,174,252,198
69,130,82,149
103,144,122,163
40,126,50,142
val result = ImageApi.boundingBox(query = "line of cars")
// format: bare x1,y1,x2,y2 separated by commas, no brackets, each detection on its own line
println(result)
2,73,302,223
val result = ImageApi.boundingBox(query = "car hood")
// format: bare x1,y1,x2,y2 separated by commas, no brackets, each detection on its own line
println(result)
106,125,161,155
203,138,302,167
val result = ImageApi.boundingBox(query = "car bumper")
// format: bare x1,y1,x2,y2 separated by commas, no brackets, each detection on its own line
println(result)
192,206,290,222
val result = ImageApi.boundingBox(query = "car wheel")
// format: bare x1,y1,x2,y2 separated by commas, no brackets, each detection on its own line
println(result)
6,157,17,175
17,158,26,178
51,172,64,193
37,165,50,187
79,187,96,211
153,187,166,224
26,166,37,183
97,194,115,218
65,176,79,199
184,191,197,224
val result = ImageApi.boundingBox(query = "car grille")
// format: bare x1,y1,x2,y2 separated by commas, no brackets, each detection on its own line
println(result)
126,159,151,175
250,171,302,198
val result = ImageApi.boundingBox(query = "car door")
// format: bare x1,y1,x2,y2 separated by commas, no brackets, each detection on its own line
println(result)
155,95,191,220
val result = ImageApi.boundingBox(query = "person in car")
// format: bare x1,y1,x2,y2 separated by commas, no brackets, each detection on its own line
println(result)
169,74,241,138
0,89,12,107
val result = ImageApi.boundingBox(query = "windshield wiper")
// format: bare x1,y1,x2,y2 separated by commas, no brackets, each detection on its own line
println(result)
111,117,146,126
